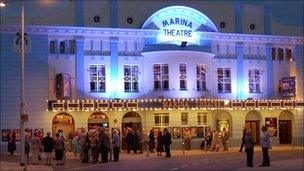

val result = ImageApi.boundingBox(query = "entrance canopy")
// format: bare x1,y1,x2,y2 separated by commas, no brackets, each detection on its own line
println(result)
142,6,218,45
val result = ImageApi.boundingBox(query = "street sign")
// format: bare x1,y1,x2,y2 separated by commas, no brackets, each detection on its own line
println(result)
20,114,28,122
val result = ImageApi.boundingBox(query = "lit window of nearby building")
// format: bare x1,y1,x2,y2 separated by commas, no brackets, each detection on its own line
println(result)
286,49,293,61
89,64,106,92
180,63,187,90
197,64,207,91
181,113,188,125
154,113,169,126
249,69,261,93
197,113,207,125
124,65,139,92
153,64,169,91
59,41,65,54
217,68,231,93
278,48,284,60
50,40,56,54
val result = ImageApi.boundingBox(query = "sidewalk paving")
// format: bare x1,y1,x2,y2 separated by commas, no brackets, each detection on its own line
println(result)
1,146,303,171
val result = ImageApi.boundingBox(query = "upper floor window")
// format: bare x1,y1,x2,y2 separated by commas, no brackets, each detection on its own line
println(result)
153,64,169,91
181,113,188,125
59,41,65,54
197,113,207,125
248,69,261,93
180,63,187,90
271,48,276,60
50,40,56,54
89,64,106,92
217,68,231,93
286,49,293,61
197,64,207,91
124,65,139,92
154,113,169,127
278,48,284,60
69,40,76,54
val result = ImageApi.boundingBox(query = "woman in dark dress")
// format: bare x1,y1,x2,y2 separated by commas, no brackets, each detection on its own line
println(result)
7,130,16,155
148,129,155,153
156,131,164,156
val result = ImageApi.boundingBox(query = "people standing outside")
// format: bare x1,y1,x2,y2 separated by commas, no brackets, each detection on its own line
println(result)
133,129,139,154
100,129,110,163
210,129,220,152
31,132,42,165
260,126,271,167
89,131,99,163
24,129,31,164
42,132,53,166
138,129,144,154
244,129,254,167
7,129,16,155
126,128,133,154
156,131,164,156
148,129,155,153
221,128,229,151
80,132,89,163
72,132,80,159
183,128,191,150
163,128,172,158
112,129,120,161
54,133,65,165
239,126,247,152
143,130,150,157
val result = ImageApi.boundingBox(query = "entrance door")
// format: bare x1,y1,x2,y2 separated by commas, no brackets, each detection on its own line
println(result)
245,121,260,144
279,120,292,144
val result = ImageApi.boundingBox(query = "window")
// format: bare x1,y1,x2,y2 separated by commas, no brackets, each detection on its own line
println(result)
181,113,188,125
69,40,76,54
154,113,169,127
153,64,169,91
89,64,106,92
180,63,187,90
217,68,231,93
59,41,65,54
197,113,207,125
248,69,261,93
286,49,292,61
124,65,139,92
272,48,276,60
50,40,56,54
197,64,207,91
278,48,284,60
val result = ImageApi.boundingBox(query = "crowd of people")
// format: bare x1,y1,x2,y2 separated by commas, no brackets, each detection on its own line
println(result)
123,128,172,157
200,127,229,152
6,125,271,168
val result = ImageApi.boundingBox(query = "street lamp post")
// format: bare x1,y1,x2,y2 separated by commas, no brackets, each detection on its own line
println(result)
1,0,26,168
20,0,26,168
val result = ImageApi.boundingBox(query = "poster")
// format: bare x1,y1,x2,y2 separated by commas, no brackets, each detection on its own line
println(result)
217,119,229,132
265,118,277,137
181,127,191,139
279,77,295,97
197,127,204,138
172,127,181,139
2,129,10,141
13,129,21,141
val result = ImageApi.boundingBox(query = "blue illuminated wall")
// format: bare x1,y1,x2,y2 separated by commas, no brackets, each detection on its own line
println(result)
0,33,49,151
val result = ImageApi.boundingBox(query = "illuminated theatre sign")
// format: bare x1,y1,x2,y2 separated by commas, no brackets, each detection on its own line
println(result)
142,6,218,45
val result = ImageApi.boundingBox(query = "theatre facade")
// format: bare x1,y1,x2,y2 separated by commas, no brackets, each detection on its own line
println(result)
1,5,303,149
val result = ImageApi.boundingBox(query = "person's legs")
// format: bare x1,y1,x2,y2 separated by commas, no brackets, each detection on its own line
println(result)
246,149,253,167
262,147,270,166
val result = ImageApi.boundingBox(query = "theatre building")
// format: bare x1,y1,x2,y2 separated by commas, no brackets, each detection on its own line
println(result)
1,3,303,150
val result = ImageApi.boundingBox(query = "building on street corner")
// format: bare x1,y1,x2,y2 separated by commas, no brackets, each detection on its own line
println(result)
0,1,303,152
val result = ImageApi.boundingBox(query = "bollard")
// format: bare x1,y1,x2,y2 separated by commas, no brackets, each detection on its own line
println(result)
226,140,229,152
204,141,207,153
182,142,185,155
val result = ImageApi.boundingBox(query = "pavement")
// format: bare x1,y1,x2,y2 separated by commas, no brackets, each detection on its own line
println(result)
0,146,303,171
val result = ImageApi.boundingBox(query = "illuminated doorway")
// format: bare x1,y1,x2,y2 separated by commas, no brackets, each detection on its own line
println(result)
88,112,109,130
52,112,75,137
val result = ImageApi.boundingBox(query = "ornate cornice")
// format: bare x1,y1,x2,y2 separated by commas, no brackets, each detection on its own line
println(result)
1,25,303,45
